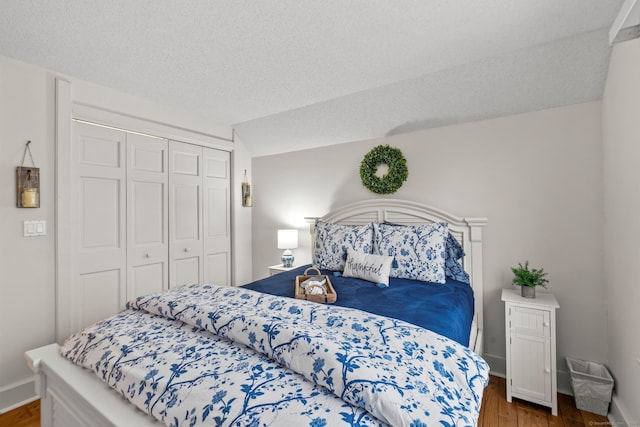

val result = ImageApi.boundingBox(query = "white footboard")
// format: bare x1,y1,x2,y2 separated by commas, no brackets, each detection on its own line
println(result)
25,344,159,427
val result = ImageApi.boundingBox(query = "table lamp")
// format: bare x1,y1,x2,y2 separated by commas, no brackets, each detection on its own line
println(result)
277,229,298,268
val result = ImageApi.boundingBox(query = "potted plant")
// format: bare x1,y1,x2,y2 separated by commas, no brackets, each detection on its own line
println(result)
511,261,548,298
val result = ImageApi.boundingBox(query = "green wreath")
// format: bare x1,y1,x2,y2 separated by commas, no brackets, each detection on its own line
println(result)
360,145,408,194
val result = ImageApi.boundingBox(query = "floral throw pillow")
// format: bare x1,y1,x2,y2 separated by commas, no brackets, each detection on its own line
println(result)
373,222,448,283
343,249,394,286
314,221,374,271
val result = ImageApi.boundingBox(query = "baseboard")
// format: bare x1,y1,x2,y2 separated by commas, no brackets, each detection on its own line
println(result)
0,378,37,414
557,369,571,395
482,352,573,395
609,395,635,427
482,352,505,377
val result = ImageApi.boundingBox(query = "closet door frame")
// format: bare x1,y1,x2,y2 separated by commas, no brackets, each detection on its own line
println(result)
55,80,233,342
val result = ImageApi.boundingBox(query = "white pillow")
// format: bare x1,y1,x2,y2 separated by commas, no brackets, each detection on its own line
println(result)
343,249,393,286
373,222,448,284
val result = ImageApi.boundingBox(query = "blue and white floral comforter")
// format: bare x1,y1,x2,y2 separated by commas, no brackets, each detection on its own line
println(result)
61,285,489,427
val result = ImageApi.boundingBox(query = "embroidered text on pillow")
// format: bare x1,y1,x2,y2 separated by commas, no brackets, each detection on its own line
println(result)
346,256,386,277
343,250,393,286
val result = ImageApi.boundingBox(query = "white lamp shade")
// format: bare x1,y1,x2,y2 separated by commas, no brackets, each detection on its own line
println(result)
277,229,298,249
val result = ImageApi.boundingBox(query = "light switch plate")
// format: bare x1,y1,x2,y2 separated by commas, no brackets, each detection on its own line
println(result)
24,220,46,237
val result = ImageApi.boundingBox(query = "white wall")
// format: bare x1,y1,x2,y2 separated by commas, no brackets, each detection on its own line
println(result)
232,134,253,286
0,54,250,411
602,37,640,426
0,54,56,411
252,102,606,393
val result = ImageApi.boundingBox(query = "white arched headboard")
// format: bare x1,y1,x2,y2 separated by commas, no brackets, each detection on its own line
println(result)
306,199,487,354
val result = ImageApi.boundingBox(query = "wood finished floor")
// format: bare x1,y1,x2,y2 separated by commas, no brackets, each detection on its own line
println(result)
478,376,610,427
0,400,39,427
0,376,611,427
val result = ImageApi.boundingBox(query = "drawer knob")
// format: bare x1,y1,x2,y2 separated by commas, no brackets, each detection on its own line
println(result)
184,247,191,253
145,253,152,259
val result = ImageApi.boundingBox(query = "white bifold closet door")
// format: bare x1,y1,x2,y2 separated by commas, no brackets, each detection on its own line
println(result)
73,122,129,328
169,141,230,288
71,122,230,334
126,133,169,300
202,147,231,287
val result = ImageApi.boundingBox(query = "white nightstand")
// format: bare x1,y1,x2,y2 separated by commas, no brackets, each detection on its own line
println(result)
268,264,296,276
502,288,560,415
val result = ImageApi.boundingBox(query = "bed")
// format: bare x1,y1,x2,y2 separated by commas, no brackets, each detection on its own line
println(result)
282,198,486,353
26,199,489,427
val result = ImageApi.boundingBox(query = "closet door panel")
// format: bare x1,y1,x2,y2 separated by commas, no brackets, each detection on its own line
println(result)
169,141,203,288
174,257,201,286
131,181,164,243
205,253,229,286
127,133,168,300
80,270,121,326
130,263,165,297
80,178,121,252
73,122,126,332
203,148,231,286
173,152,200,175
174,185,200,239
205,187,228,248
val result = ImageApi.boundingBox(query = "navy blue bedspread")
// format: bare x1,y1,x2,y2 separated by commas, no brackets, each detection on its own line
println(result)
242,264,474,347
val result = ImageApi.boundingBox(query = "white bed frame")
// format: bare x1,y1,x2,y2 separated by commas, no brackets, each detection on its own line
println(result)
307,199,487,355
25,199,486,427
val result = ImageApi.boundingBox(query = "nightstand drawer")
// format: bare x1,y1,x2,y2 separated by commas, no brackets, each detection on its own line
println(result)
510,306,551,338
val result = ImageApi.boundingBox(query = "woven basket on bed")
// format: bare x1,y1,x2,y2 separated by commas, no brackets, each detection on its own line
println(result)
295,267,336,303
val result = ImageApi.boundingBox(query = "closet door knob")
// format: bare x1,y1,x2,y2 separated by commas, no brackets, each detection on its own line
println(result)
544,368,551,373
543,322,550,327
184,247,191,253
145,253,152,259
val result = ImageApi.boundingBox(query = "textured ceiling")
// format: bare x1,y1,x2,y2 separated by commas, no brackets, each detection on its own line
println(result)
0,1,624,156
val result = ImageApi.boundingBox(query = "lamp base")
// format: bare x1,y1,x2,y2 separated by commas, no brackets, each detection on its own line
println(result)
281,250,294,268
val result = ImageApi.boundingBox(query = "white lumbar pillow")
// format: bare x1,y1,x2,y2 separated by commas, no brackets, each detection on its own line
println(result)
343,249,393,286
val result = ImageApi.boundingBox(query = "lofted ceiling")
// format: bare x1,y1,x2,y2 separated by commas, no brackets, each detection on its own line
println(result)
0,1,625,156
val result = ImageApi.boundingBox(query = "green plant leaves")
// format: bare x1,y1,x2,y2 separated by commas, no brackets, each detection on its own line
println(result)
511,261,548,288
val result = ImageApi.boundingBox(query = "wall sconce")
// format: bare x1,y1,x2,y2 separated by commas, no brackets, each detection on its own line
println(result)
16,141,40,208
242,169,252,207
277,229,298,268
